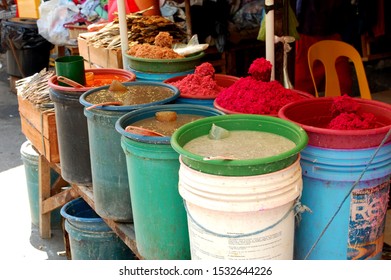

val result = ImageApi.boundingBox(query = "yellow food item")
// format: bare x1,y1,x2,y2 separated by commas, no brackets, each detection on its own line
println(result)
155,111,177,122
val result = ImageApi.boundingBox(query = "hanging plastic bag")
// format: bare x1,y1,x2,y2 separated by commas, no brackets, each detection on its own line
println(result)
37,0,80,46
172,34,209,56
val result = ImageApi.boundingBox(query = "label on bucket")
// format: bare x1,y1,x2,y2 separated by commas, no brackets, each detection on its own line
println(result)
186,202,295,260
348,180,390,260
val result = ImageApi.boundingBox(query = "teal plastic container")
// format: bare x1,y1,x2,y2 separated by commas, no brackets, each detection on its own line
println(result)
61,197,135,260
295,143,391,260
20,140,62,229
129,68,194,82
115,104,224,259
174,97,214,107
79,82,179,222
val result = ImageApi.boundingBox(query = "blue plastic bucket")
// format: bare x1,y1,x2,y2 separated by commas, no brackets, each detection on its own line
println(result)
295,143,391,260
115,104,224,259
61,197,134,260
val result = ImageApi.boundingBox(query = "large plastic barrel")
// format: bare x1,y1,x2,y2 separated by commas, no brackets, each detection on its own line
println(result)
296,144,391,260
20,140,62,229
49,88,92,186
61,197,135,260
179,157,303,260
278,97,391,260
48,68,136,186
115,104,224,259
170,114,308,259
79,82,180,222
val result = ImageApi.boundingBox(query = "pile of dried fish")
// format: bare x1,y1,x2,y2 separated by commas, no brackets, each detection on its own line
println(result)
16,69,55,112
87,13,187,50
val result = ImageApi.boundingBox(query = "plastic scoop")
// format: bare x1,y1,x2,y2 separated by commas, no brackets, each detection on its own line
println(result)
125,125,166,137
57,76,85,88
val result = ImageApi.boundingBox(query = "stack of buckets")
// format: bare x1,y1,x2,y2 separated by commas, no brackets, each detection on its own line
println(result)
50,68,137,259
79,81,180,224
115,104,225,259
170,114,309,260
278,97,391,260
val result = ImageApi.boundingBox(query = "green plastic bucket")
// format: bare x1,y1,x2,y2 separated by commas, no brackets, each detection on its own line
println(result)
61,197,135,260
115,104,224,259
79,82,179,222
20,140,63,229
124,52,204,73
170,114,309,176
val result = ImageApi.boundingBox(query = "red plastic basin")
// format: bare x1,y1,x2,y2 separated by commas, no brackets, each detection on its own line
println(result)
278,97,391,149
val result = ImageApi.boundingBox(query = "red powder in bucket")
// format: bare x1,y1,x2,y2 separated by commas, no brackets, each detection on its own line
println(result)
248,57,272,82
215,77,305,115
215,57,307,114
169,62,224,98
327,95,378,130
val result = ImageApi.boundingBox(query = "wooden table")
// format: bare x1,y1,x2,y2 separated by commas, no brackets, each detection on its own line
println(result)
37,154,143,259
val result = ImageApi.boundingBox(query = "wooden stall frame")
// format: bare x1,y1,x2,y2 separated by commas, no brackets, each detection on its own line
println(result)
37,153,143,259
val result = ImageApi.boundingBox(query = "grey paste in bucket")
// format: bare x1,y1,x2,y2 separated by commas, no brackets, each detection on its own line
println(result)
170,114,309,176
79,82,180,223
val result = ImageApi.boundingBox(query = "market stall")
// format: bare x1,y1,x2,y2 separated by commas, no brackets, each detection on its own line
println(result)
13,0,391,261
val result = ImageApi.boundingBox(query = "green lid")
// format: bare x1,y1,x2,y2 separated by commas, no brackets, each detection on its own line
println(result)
170,114,308,176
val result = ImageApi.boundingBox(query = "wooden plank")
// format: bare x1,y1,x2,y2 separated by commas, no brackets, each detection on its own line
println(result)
50,176,69,195
42,187,79,215
39,154,52,239
72,184,143,259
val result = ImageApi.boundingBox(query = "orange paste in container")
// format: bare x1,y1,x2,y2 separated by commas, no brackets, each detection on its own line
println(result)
85,72,131,87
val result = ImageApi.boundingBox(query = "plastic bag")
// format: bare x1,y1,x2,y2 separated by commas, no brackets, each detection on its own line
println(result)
0,18,52,53
173,35,209,56
232,1,264,31
37,0,80,46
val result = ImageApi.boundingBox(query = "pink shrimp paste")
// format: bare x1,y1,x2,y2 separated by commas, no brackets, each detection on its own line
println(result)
169,62,224,98
327,95,378,130
215,57,305,115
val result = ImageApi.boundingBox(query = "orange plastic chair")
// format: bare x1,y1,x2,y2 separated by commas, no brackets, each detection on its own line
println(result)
307,40,372,99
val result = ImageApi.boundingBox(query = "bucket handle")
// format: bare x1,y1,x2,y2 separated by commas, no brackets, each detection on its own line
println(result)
183,199,310,239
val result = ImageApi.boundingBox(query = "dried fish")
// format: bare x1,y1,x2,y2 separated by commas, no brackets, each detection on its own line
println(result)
16,68,55,111
86,14,186,49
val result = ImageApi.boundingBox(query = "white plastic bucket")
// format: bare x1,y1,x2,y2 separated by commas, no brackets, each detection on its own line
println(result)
178,157,303,260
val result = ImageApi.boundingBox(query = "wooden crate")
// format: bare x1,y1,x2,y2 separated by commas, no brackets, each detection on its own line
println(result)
17,95,60,163
77,32,123,69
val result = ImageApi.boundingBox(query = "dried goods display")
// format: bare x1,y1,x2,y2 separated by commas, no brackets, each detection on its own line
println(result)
16,68,55,111
86,14,187,50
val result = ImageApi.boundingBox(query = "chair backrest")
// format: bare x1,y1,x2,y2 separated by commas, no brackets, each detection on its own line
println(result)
307,40,372,99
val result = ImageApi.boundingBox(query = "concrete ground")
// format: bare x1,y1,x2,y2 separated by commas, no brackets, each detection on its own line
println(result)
0,51,391,261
